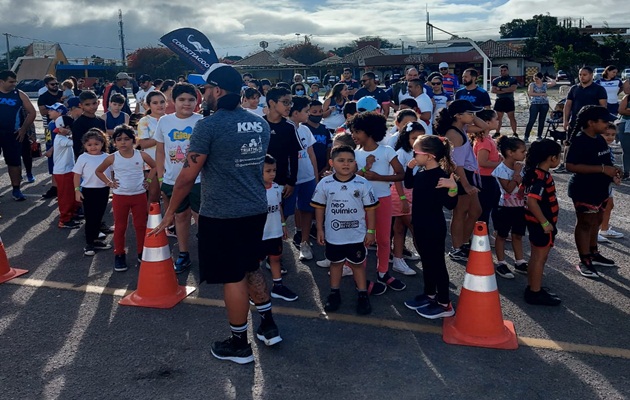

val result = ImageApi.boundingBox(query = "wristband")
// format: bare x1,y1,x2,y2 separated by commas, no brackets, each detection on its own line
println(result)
145,178,152,183
399,195,407,200
281,222,286,227
541,220,550,228
367,229,376,234
158,177,164,182
361,167,366,173
448,188,458,194
74,187,81,191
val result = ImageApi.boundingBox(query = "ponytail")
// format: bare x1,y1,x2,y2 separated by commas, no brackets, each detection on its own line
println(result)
523,139,561,186
439,138,457,175
435,108,454,136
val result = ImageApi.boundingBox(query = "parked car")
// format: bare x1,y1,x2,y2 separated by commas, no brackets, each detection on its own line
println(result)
622,68,630,80
16,79,44,94
556,70,568,81
593,67,605,80
306,76,321,85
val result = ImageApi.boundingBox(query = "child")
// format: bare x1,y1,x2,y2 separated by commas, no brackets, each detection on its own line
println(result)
309,83,320,100
53,112,81,229
71,91,106,159
60,79,74,104
384,109,418,147
522,139,562,305
154,83,203,273
435,100,487,261
138,90,166,203
101,93,130,140
304,100,332,178
334,101,358,135
491,136,527,279
96,125,156,272
73,129,112,255
472,110,501,228
242,87,265,117
403,135,458,319
311,145,379,315
566,105,620,278
262,155,296,301
350,111,406,293
598,122,624,241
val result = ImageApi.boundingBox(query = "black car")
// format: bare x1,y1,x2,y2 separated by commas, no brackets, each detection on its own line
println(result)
17,79,45,93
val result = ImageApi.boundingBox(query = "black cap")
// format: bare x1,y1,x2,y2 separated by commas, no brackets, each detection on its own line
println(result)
188,64,242,93
138,74,152,82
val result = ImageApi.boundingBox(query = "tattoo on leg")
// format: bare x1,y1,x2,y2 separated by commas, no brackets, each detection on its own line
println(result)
246,269,270,304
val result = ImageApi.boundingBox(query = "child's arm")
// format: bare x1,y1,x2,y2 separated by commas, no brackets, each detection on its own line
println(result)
95,155,118,188
565,162,618,178
436,173,459,210
476,148,500,169
73,172,83,202
279,202,288,240
527,197,553,233
307,146,319,183
124,113,130,126
315,207,325,246
403,160,416,189
393,181,409,214
141,152,158,183
155,142,166,182
364,155,404,182
364,208,376,247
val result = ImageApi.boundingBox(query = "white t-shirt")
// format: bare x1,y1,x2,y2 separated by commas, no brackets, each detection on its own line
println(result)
398,92,434,134
263,183,283,240
245,107,265,117
134,86,155,114
296,124,316,184
354,145,397,198
73,153,110,188
310,174,379,245
491,162,525,207
396,148,419,175
153,113,203,185
111,150,146,196
137,115,159,163
53,135,75,174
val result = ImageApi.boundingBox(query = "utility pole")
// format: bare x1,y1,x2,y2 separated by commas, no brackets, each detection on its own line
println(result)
4,33,10,70
118,9,126,66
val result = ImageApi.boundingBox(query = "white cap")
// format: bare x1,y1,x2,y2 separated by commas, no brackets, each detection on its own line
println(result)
439,62,449,69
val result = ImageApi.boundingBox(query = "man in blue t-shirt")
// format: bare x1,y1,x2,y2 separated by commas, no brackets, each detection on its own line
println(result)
340,68,360,97
353,72,391,116
491,65,519,137
455,68,492,109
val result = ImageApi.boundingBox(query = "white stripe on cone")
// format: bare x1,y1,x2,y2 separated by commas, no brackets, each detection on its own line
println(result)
147,214,163,230
463,273,498,293
470,235,491,252
142,245,171,262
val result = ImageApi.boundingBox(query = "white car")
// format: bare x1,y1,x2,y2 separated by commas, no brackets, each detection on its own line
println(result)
622,68,630,80
593,67,605,80
306,76,321,85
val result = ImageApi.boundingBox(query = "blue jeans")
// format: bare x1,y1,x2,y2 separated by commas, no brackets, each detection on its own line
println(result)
525,103,549,140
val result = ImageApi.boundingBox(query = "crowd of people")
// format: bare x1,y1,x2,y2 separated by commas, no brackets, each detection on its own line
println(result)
0,60,627,365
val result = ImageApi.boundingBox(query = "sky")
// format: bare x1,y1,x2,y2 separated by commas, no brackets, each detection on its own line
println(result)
3,0,629,62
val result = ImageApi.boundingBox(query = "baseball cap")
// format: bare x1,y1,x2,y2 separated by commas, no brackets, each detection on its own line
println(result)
116,72,131,80
187,64,242,93
67,97,80,109
581,105,617,122
356,96,380,112
46,103,68,115
448,99,483,115
343,68,352,73
138,74,152,82
439,62,449,69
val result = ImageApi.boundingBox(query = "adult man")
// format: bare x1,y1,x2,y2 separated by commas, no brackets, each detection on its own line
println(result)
293,73,304,84
153,64,281,364
134,74,155,114
491,64,519,137
353,72,390,116
556,66,608,172
455,68,492,109
37,75,63,199
439,62,459,96
103,72,132,114
399,78,433,134
340,68,360,97
389,66,420,109
0,70,36,201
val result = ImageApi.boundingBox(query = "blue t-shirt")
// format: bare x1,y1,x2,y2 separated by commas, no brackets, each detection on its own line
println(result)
304,122,332,172
426,90,452,112
353,87,391,106
455,86,491,108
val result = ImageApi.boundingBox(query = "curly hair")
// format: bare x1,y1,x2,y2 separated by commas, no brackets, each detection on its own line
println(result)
347,111,387,142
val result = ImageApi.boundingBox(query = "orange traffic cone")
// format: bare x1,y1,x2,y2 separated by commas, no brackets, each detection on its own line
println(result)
119,203,196,308
443,222,518,350
0,235,28,284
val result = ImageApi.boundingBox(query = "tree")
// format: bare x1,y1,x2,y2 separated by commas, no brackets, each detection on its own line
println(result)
278,42,327,65
330,45,355,58
353,36,394,49
127,46,191,78
553,45,601,80
0,45,28,68
499,18,538,38
599,32,630,67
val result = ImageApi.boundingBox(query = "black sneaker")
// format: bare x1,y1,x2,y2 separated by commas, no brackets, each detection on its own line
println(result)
492,132,501,139
75,207,85,219
324,291,341,312
292,232,301,248
84,245,96,256
100,222,114,234
577,262,599,278
309,224,318,240
93,241,112,250
514,262,528,275
512,132,519,138
256,322,282,346
448,248,468,261
211,337,254,364
42,187,57,199
524,286,561,306
377,272,406,291
366,280,387,296
271,285,298,302
114,254,128,272
402,247,420,261
496,263,515,279
356,294,372,315
590,253,615,267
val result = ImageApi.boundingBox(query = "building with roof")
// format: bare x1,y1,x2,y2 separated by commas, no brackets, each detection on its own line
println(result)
234,50,307,83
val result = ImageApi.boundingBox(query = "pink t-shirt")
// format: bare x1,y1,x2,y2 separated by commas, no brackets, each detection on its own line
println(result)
473,137,500,176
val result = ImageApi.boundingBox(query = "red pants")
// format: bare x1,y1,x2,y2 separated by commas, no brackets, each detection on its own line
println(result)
366,195,392,273
54,172,80,223
112,193,148,256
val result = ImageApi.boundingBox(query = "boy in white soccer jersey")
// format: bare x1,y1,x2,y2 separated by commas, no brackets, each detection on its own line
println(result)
311,145,379,315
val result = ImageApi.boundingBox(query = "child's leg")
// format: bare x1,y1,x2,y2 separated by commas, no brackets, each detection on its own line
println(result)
392,217,406,258
600,197,613,232
175,207,192,252
349,262,367,291
495,236,507,263
374,195,392,273
268,255,282,281
112,194,132,255
511,234,524,261
82,188,105,244
451,194,470,249
575,211,599,262
463,192,482,244
329,262,344,288
161,191,170,215
130,193,148,253
299,210,313,244
528,245,551,291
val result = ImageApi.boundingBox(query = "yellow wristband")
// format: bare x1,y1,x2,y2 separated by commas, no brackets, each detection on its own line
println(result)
367,229,376,234
146,178,152,183
361,167,367,173
399,195,407,200
541,220,550,227
158,177,164,182
448,187,458,194
281,222,286,227
74,187,81,191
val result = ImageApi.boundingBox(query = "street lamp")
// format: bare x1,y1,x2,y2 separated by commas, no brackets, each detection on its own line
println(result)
296,33,301,43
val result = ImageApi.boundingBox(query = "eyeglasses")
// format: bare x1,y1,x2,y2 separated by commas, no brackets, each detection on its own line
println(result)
431,82,442,85
279,100,293,106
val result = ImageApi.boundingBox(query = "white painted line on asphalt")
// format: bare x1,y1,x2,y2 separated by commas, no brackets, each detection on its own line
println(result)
4,277,630,360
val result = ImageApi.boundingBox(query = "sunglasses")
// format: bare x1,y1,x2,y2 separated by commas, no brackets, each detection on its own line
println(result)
49,82,59,86
431,82,442,85
279,100,293,106
414,150,431,156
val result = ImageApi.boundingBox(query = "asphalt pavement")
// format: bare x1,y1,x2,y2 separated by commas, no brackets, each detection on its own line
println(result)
0,98,629,399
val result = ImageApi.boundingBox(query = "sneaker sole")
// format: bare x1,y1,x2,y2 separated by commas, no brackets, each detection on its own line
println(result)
114,267,128,272
404,302,430,311
448,255,468,262
513,269,528,275
298,254,313,261
392,267,417,276
591,261,616,267
84,251,96,256
576,265,599,278
256,333,282,346
210,349,254,364
496,272,515,279
270,292,298,302
416,309,455,319
380,282,406,291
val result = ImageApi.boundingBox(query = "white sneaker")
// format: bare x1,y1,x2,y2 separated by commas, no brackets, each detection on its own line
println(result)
599,229,624,239
342,265,353,277
316,258,331,268
299,242,313,260
597,234,610,243
392,258,417,276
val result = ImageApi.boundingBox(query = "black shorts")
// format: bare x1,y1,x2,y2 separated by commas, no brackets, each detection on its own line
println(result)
494,97,515,113
456,169,479,196
0,131,22,167
526,221,557,248
325,242,367,265
261,237,283,257
494,207,526,238
198,213,267,284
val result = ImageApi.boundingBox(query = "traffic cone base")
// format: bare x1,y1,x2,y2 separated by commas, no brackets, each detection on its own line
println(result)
443,317,518,350
119,202,196,309
0,238,28,284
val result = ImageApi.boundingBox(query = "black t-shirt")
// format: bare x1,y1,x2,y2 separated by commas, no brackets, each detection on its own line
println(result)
567,83,607,124
264,116,303,186
37,90,63,124
71,115,106,158
491,75,518,100
353,87,391,106
566,132,612,203
340,79,360,91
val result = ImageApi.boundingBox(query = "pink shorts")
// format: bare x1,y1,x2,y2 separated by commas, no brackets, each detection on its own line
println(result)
390,186,413,217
